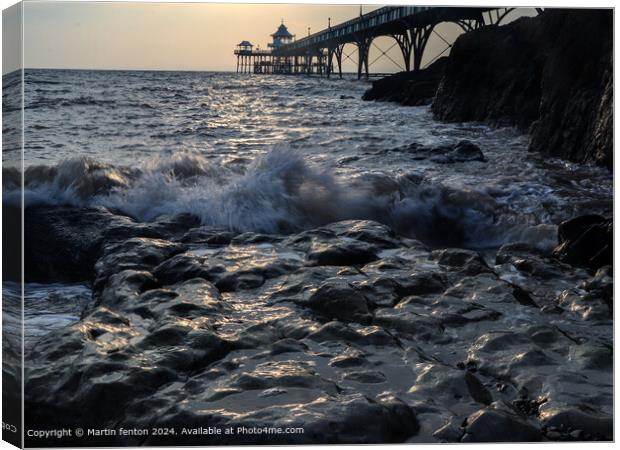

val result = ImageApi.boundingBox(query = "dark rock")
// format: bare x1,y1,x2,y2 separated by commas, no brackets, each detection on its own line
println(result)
180,226,237,245
19,213,612,444
329,352,368,368
462,407,542,442
343,370,386,384
373,306,442,339
301,282,371,324
432,248,491,277
553,215,612,270
362,57,447,106
580,265,613,307
23,206,161,282
396,272,447,296
430,140,485,163
93,237,186,293
432,417,463,442
496,243,568,280
306,240,378,266
496,242,545,265
452,140,485,161
308,321,394,346
557,214,605,243
269,338,308,355
215,271,265,292
152,253,212,285
464,371,493,405
542,409,613,440
432,10,613,169
148,393,418,445
95,269,160,309
391,140,485,164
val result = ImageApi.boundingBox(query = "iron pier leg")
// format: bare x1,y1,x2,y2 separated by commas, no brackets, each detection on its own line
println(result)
356,36,372,79
411,24,434,71
327,48,333,78
334,45,344,79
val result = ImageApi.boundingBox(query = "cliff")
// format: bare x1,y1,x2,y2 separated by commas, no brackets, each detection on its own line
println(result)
432,9,613,169
363,10,613,169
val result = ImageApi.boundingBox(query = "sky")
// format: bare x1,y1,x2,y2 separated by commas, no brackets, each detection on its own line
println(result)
3,1,536,74
2,2,21,74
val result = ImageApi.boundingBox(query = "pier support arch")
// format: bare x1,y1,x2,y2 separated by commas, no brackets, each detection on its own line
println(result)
454,18,484,32
391,33,413,72
327,44,345,78
484,8,515,26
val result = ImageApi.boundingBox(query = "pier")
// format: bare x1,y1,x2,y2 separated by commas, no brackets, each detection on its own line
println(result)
235,6,535,79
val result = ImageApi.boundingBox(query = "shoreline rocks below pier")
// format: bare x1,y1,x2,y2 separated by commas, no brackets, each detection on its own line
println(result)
362,58,448,106
20,207,613,445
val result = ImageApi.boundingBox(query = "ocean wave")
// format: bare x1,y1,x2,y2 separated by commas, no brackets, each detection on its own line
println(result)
3,147,557,250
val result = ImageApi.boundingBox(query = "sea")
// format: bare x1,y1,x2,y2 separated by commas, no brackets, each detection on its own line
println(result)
2,68,614,349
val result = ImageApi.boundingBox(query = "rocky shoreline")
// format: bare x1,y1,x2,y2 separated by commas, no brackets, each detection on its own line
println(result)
364,9,613,169
20,205,612,445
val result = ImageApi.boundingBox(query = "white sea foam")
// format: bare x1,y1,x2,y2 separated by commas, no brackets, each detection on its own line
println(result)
3,146,561,249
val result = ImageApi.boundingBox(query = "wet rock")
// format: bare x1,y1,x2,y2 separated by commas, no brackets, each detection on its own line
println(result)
343,370,386,384
301,282,371,324
430,141,485,163
152,253,213,285
432,248,491,277
180,226,237,245
149,393,418,445
307,321,394,346
580,265,613,307
432,417,463,442
21,214,612,444
146,213,202,240
541,408,613,440
216,271,266,292
553,215,612,270
462,406,542,442
95,236,185,275
392,140,485,164
23,206,163,282
397,272,447,296
451,140,485,162
557,288,611,321
268,338,308,355
306,240,378,266
231,232,284,245
354,277,401,308
362,57,447,106
329,352,368,368
464,371,493,405
231,361,339,394
496,242,569,280
374,306,442,339
95,269,160,309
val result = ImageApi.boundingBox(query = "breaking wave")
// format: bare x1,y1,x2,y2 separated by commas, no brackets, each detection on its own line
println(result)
2,147,557,250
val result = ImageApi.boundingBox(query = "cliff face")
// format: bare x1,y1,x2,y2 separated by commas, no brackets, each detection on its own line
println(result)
432,9,613,169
